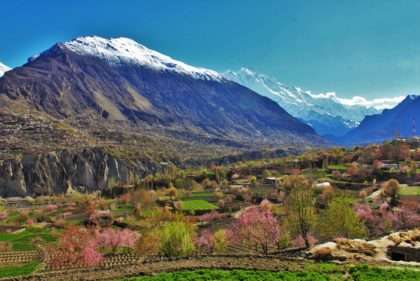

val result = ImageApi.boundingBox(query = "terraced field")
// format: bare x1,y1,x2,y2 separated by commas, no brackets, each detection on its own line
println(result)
0,228,55,251
0,261,40,278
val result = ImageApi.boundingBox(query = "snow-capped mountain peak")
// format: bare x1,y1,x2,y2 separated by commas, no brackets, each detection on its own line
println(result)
0,62,11,77
224,68,405,137
61,36,223,81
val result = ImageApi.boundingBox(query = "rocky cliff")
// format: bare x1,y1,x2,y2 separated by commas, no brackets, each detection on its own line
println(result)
0,148,157,197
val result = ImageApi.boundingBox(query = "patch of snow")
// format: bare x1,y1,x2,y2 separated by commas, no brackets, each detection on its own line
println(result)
0,62,11,77
224,67,405,122
62,36,224,81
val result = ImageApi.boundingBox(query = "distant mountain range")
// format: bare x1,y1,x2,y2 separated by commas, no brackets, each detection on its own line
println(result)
0,36,320,157
0,62,10,77
340,95,420,144
224,68,404,137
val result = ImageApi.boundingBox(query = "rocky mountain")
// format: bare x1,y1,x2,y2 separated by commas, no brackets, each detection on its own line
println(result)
224,68,404,137
0,36,321,196
0,62,10,77
0,37,316,141
341,95,420,145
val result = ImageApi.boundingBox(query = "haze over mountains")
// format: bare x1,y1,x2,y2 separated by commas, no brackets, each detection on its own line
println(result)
224,68,404,137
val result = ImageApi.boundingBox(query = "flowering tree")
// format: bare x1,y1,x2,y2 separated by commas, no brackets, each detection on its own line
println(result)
292,234,318,248
46,204,58,212
197,211,226,223
228,206,280,255
0,212,8,221
195,230,215,254
355,202,405,236
44,226,103,269
44,226,140,269
96,228,139,253
82,242,103,267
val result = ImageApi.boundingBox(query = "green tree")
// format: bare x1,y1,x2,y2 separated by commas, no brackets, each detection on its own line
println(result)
249,176,257,188
213,229,228,254
317,197,366,240
159,221,195,257
286,177,316,248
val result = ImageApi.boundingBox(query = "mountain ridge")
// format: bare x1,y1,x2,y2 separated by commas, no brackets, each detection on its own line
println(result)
0,36,322,161
224,68,404,136
340,95,420,144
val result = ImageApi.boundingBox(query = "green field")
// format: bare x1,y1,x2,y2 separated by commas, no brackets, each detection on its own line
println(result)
399,186,420,196
183,191,216,202
0,261,40,278
119,266,420,281
179,199,217,213
120,269,331,281
0,228,56,251
327,164,347,171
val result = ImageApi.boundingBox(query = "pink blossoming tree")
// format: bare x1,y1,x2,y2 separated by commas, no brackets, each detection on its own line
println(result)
228,205,281,255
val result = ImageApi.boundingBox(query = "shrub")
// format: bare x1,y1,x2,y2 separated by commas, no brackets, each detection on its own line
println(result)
159,221,195,257
213,229,228,254
136,231,160,256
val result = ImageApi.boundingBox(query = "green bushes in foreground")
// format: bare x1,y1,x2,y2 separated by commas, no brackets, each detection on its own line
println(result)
120,269,330,281
120,266,420,281
350,265,420,281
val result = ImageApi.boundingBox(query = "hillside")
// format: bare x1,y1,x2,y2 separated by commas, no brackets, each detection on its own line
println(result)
341,95,420,144
0,37,318,144
0,36,322,196
224,68,404,136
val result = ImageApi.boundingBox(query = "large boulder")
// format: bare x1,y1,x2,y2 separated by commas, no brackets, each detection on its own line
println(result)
308,228,420,263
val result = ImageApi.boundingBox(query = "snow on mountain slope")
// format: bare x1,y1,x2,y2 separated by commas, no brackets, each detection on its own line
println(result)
0,62,10,77
342,95,420,144
224,68,404,136
0,36,320,148
62,36,224,81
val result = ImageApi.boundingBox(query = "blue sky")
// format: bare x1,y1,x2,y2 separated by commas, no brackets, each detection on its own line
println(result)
1,0,420,99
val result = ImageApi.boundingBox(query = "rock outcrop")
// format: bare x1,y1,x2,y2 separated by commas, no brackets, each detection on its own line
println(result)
308,228,420,264
0,148,157,197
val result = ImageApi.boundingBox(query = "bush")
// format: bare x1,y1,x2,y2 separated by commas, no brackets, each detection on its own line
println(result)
159,221,195,257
